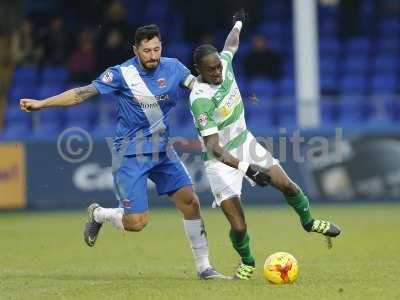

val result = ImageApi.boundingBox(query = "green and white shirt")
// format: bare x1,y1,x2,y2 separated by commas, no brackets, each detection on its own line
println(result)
189,51,248,160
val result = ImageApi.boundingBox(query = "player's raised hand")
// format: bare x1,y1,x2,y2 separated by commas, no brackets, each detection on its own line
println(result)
20,99,43,112
246,164,271,187
232,8,248,25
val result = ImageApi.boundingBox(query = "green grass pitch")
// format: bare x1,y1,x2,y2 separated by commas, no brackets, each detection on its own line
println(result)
1,203,400,300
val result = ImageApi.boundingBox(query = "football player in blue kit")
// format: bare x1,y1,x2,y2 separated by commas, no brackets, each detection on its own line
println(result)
20,24,227,280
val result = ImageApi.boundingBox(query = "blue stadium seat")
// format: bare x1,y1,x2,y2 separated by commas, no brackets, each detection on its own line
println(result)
262,2,288,19
5,106,31,128
38,108,64,123
34,108,64,137
386,98,400,122
320,75,338,95
8,83,37,103
342,55,369,73
376,37,400,54
372,55,400,72
165,42,192,64
370,75,398,94
245,103,274,130
339,96,363,124
165,13,185,43
266,39,285,52
344,38,370,54
12,66,38,82
1,123,31,140
283,60,294,76
65,103,97,127
37,84,66,99
257,23,285,38
320,57,338,74
42,66,69,83
279,77,295,96
91,122,115,139
248,78,277,99
142,0,169,23
122,0,144,25
319,19,336,35
339,75,366,94
321,99,341,124
236,78,250,98
269,100,296,128
32,123,62,138
378,19,400,36
319,3,337,18
319,38,341,55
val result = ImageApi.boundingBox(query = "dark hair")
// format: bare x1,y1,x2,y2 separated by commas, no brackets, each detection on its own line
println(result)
134,24,161,46
193,44,218,65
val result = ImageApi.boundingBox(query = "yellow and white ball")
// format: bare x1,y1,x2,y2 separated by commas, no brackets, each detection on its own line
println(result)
263,252,299,284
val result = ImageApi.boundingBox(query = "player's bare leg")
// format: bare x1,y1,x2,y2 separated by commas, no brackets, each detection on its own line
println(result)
172,186,229,279
220,196,256,279
84,202,150,246
263,164,341,242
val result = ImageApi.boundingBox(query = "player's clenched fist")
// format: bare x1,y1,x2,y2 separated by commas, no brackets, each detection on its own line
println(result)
238,161,271,187
232,8,248,25
20,99,43,112
246,164,271,187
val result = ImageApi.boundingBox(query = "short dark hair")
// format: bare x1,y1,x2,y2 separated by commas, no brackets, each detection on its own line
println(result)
134,24,161,46
193,44,218,65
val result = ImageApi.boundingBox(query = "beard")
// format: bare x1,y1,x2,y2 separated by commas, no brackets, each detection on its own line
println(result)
142,59,160,70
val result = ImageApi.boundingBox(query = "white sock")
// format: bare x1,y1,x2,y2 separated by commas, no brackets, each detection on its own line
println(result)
94,207,124,231
183,219,212,273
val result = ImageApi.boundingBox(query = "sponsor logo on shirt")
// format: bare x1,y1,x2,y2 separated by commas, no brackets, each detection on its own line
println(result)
135,94,170,109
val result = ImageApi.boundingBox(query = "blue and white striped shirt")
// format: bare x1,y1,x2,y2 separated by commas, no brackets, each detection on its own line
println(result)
93,56,192,155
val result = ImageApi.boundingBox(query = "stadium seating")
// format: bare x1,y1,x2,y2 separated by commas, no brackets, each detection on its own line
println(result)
3,0,400,141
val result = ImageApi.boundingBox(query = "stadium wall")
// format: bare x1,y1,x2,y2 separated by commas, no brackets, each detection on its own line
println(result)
1,131,400,210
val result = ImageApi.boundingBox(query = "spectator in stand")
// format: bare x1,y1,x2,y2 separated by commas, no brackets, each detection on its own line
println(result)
41,16,70,65
97,29,129,75
189,33,215,75
68,30,96,84
244,35,283,80
98,0,130,48
337,0,361,39
11,18,42,66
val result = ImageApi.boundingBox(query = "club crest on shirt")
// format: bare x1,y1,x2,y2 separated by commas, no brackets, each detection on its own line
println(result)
102,70,114,83
198,113,208,127
157,78,167,88
122,199,131,209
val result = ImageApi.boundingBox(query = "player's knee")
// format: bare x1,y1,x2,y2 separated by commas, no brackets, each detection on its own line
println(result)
232,223,247,236
182,192,200,210
189,194,200,210
123,215,148,232
124,221,147,232
279,179,299,196
231,222,247,240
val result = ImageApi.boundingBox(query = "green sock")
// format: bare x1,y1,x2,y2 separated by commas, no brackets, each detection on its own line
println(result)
285,189,313,226
229,230,255,266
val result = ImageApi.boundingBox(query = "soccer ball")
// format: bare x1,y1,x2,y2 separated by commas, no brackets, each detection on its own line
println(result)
263,252,298,284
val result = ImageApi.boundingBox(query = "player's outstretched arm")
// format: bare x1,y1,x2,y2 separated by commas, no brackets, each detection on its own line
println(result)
20,84,99,112
223,9,247,55
203,133,270,187
203,133,240,169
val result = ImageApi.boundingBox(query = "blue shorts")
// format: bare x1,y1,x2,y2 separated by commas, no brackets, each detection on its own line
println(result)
113,151,193,214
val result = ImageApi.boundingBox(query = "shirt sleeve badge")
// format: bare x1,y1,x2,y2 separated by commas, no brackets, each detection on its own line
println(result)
102,70,114,83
